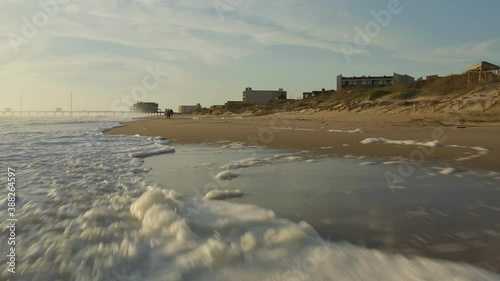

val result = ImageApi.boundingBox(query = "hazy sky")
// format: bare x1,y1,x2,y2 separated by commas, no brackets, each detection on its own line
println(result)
1,0,499,111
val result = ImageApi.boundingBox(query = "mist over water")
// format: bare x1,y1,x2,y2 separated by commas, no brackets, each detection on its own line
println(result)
0,117,498,281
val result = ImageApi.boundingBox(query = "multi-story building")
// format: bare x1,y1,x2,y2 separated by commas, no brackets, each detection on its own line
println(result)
130,102,159,113
178,104,201,114
242,87,287,103
336,73,414,92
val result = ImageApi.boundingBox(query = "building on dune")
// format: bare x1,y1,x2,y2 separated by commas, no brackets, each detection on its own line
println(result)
242,87,287,103
178,104,201,114
225,101,245,105
466,61,500,83
336,73,415,92
130,102,159,113
303,88,336,99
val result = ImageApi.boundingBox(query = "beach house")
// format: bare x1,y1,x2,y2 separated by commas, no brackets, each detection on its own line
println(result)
466,61,500,83
336,73,415,92
303,88,336,99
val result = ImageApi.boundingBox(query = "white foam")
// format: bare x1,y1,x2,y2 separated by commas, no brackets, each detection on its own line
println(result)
455,146,490,161
389,185,406,191
361,138,490,162
205,189,244,200
293,128,315,131
360,138,444,147
221,142,246,149
284,156,302,161
383,160,410,165
2,118,498,281
329,128,364,133
137,189,497,281
220,154,305,170
439,167,457,175
129,146,175,158
271,127,315,131
215,170,240,180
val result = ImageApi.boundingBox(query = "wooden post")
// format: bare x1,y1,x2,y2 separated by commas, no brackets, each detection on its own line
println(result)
413,102,416,113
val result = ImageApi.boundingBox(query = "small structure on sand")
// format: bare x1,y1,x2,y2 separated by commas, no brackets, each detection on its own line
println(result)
303,88,336,99
466,61,500,83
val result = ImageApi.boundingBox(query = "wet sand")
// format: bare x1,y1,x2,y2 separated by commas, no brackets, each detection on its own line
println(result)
143,143,500,273
107,112,500,272
107,112,500,171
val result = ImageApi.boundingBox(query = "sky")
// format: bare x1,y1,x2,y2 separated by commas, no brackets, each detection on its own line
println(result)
1,0,499,111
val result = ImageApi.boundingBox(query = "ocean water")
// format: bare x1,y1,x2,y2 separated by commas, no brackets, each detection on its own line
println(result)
0,117,499,281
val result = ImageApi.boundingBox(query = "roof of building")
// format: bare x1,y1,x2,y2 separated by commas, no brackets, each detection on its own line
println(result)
133,102,158,105
243,89,287,92
304,89,336,94
341,75,394,80
466,61,500,71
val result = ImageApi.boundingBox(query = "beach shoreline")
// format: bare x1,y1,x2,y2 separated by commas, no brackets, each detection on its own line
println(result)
108,113,500,272
142,142,500,273
107,112,500,171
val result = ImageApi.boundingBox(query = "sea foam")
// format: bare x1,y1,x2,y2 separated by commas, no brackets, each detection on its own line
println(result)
0,118,497,281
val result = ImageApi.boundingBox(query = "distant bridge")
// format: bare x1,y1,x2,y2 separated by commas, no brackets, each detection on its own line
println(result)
0,111,165,117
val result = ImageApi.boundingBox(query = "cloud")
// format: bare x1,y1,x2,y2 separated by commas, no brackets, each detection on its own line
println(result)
1,0,499,110
432,38,500,58
393,38,500,66
1,0,358,64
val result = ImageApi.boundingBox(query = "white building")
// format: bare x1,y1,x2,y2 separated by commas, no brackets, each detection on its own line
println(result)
178,103,201,114
242,87,287,103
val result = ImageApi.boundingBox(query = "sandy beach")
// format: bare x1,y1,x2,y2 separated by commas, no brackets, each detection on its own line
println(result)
106,112,500,272
107,111,500,171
